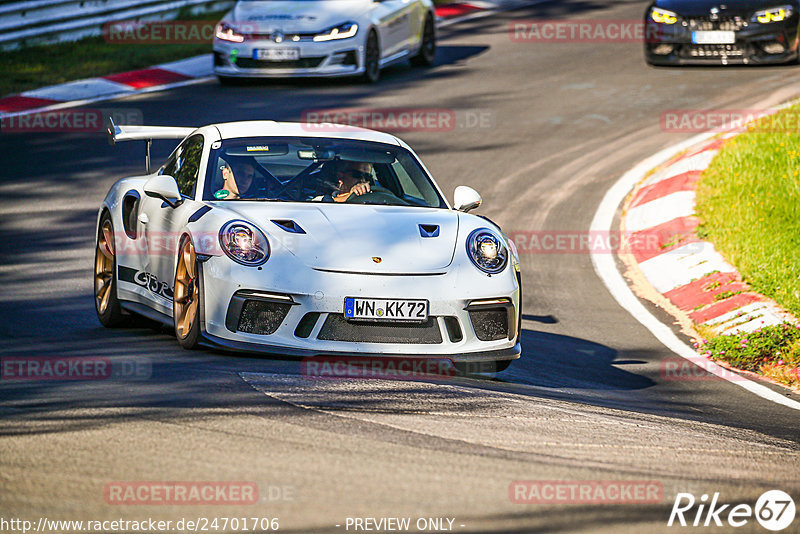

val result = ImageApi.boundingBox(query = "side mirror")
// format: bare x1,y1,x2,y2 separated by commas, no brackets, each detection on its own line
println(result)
453,185,482,212
144,175,182,208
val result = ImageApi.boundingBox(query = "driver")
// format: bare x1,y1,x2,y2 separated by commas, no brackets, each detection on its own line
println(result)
332,161,374,202
216,160,257,199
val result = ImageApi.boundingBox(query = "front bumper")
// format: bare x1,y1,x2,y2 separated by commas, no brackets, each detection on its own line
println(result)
644,18,800,65
199,254,521,361
213,38,364,78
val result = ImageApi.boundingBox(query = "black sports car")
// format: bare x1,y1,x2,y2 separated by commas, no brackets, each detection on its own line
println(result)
644,0,800,65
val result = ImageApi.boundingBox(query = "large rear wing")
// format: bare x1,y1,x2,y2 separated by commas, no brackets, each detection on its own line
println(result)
106,117,195,174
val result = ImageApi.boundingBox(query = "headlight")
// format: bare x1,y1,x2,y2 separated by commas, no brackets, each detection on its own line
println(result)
650,7,679,24
216,22,245,43
313,22,358,42
753,5,793,22
467,228,508,274
219,220,269,266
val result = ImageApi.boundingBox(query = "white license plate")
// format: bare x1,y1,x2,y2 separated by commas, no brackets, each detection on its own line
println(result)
344,297,428,322
692,31,736,44
253,48,300,61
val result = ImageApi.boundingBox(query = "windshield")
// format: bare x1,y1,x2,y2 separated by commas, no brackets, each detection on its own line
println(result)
203,137,447,208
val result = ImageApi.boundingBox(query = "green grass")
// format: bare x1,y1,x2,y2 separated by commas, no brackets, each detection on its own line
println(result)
697,323,800,389
696,105,800,317
0,9,228,98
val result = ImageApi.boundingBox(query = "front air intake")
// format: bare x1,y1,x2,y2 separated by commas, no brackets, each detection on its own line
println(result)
226,290,296,335
317,314,443,344
237,300,292,335
466,298,514,341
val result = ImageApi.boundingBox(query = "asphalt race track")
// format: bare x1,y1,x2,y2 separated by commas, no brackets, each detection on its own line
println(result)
2,0,800,532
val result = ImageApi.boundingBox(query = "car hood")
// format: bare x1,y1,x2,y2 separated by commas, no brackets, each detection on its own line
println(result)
228,0,372,33
652,0,797,17
215,203,460,273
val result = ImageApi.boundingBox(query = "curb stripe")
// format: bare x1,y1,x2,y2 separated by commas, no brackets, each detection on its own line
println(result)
664,272,745,312
0,95,60,113
641,149,717,188
435,2,485,17
689,293,765,324
105,68,193,89
21,78,136,101
630,170,701,208
625,190,696,233
628,216,699,263
638,241,736,294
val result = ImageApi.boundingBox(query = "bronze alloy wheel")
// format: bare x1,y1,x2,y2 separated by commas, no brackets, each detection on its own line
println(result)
94,215,126,326
173,238,201,348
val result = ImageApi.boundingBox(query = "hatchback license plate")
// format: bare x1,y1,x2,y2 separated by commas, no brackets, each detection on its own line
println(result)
344,297,428,322
254,48,300,60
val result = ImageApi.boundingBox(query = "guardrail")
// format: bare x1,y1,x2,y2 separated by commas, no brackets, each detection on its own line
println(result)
0,0,235,50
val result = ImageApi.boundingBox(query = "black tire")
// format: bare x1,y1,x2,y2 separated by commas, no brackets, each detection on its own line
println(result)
361,31,381,83
94,213,128,327
410,15,436,67
173,237,202,349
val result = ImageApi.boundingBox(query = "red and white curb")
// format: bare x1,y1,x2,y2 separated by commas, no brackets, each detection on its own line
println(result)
0,0,516,119
621,136,795,336
0,54,212,118
591,118,800,410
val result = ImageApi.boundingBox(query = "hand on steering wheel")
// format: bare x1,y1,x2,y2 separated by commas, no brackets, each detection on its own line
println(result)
335,182,371,202
345,189,409,205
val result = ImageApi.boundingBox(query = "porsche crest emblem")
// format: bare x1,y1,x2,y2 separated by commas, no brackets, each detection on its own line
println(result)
372,257,382,263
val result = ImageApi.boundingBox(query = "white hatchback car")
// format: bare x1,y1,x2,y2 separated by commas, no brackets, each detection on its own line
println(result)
213,0,437,83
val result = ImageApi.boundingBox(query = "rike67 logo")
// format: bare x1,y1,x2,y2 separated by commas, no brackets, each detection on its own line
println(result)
668,490,796,531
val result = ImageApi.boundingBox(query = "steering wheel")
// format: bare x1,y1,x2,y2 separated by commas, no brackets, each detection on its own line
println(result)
345,190,409,205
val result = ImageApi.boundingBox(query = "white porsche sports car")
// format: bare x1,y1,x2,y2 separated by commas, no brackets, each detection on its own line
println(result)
212,0,436,83
96,120,521,371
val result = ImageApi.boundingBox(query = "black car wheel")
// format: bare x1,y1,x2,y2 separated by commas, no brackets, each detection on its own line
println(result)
410,15,436,67
361,31,381,83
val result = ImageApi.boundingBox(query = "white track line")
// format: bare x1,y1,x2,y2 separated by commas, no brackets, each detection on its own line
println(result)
590,132,800,411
